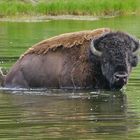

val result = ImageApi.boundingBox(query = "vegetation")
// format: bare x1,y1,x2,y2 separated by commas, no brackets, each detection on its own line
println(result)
0,0,140,17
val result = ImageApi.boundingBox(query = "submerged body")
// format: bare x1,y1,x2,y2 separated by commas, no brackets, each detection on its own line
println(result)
3,28,140,90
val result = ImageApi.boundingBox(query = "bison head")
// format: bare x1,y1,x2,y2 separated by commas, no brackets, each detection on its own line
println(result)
90,31,139,90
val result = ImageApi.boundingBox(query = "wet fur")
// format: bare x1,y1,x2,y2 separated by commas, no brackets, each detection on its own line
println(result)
3,28,139,89
4,28,111,88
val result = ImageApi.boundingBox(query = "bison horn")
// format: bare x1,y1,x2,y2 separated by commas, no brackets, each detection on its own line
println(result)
132,40,140,55
90,40,102,57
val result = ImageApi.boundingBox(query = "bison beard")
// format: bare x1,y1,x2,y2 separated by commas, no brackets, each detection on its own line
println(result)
2,28,140,90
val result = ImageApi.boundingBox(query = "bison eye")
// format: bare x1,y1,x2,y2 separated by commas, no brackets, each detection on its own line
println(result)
131,55,138,67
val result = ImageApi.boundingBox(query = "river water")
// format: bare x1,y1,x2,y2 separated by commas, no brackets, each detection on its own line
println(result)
0,15,140,139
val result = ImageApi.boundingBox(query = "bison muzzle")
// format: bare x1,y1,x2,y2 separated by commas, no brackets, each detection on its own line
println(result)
1,28,139,90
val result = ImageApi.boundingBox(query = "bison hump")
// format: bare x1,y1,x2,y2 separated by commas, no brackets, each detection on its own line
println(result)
21,28,111,58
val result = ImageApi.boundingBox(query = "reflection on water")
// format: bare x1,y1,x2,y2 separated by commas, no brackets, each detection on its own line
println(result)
0,89,139,139
0,15,140,139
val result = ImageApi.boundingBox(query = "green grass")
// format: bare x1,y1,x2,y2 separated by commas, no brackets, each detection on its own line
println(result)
0,0,140,17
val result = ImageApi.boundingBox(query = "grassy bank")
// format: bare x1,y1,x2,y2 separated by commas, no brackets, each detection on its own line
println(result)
0,0,140,17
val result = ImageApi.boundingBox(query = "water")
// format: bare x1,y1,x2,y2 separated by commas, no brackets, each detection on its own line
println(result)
0,15,140,139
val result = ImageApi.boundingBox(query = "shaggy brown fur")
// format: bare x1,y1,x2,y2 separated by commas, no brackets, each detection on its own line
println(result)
21,28,111,58
2,28,139,89
4,28,116,88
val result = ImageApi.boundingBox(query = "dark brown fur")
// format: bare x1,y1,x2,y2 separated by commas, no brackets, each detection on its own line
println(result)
4,28,139,89
4,28,111,88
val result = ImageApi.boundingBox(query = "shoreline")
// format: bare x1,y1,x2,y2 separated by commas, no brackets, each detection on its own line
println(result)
0,0,139,21
0,15,117,22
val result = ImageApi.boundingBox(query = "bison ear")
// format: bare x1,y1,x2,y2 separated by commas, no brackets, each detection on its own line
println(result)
132,40,140,55
131,39,140,67
131,55,138,67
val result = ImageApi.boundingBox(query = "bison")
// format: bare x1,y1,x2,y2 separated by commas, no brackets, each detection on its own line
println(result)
1,28,139,90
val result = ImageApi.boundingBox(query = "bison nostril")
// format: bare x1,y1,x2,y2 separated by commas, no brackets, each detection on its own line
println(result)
114,72,128,83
